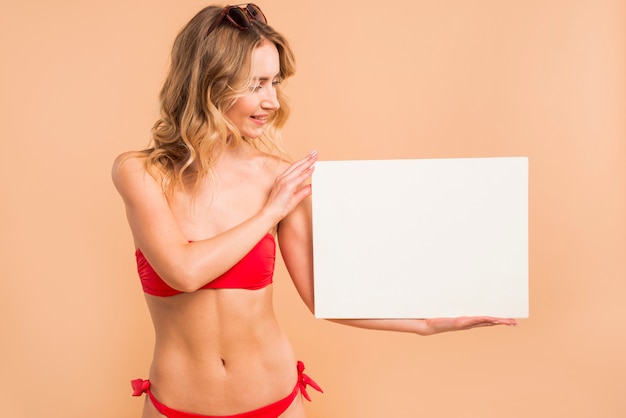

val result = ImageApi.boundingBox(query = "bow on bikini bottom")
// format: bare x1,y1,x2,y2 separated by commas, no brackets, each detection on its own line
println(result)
131,361,323,418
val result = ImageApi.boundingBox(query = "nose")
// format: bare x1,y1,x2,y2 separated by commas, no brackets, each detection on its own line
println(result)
261,86,280,111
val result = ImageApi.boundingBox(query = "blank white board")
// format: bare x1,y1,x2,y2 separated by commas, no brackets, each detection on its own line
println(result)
312,157,528,319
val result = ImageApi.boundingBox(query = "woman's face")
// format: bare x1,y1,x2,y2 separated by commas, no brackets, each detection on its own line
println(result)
226,41,281,139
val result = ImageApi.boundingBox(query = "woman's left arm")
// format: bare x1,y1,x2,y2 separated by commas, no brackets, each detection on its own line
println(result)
277,197,518,336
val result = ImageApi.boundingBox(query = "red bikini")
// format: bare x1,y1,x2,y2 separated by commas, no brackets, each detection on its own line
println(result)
131,234,322,417
135,233,276,296
132,361,322,418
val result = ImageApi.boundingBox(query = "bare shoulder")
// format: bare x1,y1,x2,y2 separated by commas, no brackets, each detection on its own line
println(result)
258,151,291,175
112,151,147,179
111,151,158,200
247,150,289,183
276,156,292,172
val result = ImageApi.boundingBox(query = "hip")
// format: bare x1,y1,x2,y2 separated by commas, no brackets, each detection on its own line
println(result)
147,331,298,414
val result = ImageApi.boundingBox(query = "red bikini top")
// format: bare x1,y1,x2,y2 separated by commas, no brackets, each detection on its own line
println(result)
135,234,276,296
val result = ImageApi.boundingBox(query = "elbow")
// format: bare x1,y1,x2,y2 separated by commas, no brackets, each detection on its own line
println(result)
304,297,315,316
173,280,199,294
163,262,204,293
168,256,232,293
306,303,315,316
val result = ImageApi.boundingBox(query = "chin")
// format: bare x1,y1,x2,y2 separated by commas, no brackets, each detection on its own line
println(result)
242,130,264,140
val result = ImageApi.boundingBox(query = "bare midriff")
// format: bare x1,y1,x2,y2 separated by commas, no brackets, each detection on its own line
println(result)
144,285,297,416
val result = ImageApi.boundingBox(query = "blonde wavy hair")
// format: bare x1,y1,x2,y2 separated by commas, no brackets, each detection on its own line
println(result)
144,5,295,194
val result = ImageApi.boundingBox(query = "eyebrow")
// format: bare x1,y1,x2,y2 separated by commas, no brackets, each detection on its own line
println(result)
253,73,281,82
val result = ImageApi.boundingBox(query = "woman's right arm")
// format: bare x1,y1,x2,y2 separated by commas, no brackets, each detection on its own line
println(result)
111,151,316,293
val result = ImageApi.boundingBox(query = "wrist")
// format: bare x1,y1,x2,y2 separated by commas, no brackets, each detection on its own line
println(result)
257,205,282,229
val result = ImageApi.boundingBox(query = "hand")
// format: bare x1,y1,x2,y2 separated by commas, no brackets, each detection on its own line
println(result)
420,316,518,336
264,150,318,222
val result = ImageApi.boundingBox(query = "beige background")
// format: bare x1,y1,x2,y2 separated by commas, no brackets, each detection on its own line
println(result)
1,1,624,417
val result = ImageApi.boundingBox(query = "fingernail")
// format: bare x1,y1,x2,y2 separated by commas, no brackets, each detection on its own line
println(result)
310,149,318,157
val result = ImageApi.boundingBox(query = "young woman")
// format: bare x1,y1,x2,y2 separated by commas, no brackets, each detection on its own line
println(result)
112,4,517,418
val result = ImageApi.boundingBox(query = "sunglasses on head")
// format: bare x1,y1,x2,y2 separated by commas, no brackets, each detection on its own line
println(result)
206,4,267,37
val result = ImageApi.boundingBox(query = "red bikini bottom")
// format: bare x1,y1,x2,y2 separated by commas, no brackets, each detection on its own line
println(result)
131,361,322,418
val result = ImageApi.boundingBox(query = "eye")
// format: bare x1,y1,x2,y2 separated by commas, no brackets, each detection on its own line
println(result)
272,79,282,87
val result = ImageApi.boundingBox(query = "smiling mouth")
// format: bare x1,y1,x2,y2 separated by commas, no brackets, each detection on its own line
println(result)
251,115,268,122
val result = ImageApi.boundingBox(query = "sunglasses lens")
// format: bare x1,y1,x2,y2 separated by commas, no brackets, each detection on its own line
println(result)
227,7,250,29
246,4,267,24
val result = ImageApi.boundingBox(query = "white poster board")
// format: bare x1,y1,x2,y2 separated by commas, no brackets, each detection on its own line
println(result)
312,157,528,319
